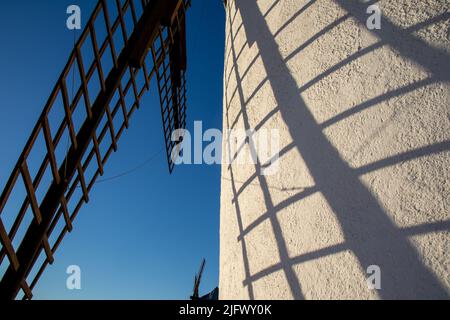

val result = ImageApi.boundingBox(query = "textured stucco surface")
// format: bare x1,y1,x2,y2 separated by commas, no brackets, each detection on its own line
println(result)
219,0,450,299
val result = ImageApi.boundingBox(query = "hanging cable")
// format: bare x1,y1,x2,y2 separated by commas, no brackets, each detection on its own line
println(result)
74,146,165,187
93,146,165,184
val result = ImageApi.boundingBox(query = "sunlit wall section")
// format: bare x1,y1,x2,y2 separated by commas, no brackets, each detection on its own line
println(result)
220,0,450,299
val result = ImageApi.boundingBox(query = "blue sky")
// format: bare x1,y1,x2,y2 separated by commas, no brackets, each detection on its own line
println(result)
0,0,224,299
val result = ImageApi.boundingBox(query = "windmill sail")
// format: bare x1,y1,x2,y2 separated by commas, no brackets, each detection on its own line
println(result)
0,0,190,299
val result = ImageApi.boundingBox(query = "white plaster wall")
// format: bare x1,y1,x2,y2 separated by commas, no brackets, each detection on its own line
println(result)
219,0,450,299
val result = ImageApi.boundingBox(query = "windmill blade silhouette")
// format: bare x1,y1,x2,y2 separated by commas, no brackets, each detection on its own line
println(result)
191,258,206,300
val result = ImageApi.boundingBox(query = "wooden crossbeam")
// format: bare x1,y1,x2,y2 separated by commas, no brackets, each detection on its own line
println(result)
90,23,106,92
42,118,61,185
105,104,118,151
20,163,54,264
75,48,105,176
130,67,141,108
77,164,89,203
117,83,129,128
20,280,32,300
60,196,73,232
116,0,129,45
41,237,54,265
90,26,120,155
20,163,42,225
61,81,79,152
0,169,20,214
101,0,119,69
0,220,19,270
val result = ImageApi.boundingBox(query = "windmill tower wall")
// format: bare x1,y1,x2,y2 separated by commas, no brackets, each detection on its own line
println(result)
219,0,450,299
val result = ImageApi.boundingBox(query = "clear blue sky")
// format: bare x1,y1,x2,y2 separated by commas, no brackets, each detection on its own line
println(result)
0,0,224,299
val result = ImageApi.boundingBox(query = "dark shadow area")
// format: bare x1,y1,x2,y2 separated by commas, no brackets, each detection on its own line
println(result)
225,0,450,299
225,4,304,299
223,70,256,300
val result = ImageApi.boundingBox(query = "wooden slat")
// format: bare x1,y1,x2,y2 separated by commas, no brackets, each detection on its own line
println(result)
101,0,119,69
0,219,19,270
41,238,54,264
0,196,30,264
90,21,118,156
20,163,42,225
161,0,183,27
105,104,118,151
75,47,105,176
20,280,33,300
42,118,61,185
61,83,79,151
129,0,139,25
60,196,73,232
77,164,89,203
20,163,54,264
75,47,94,120
118,84,129,128
92,135,104,175
116,0,129,44
142,62,151,90
30,259,48,291
0,169,20,214
89,22,106,92
129,67,140,108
